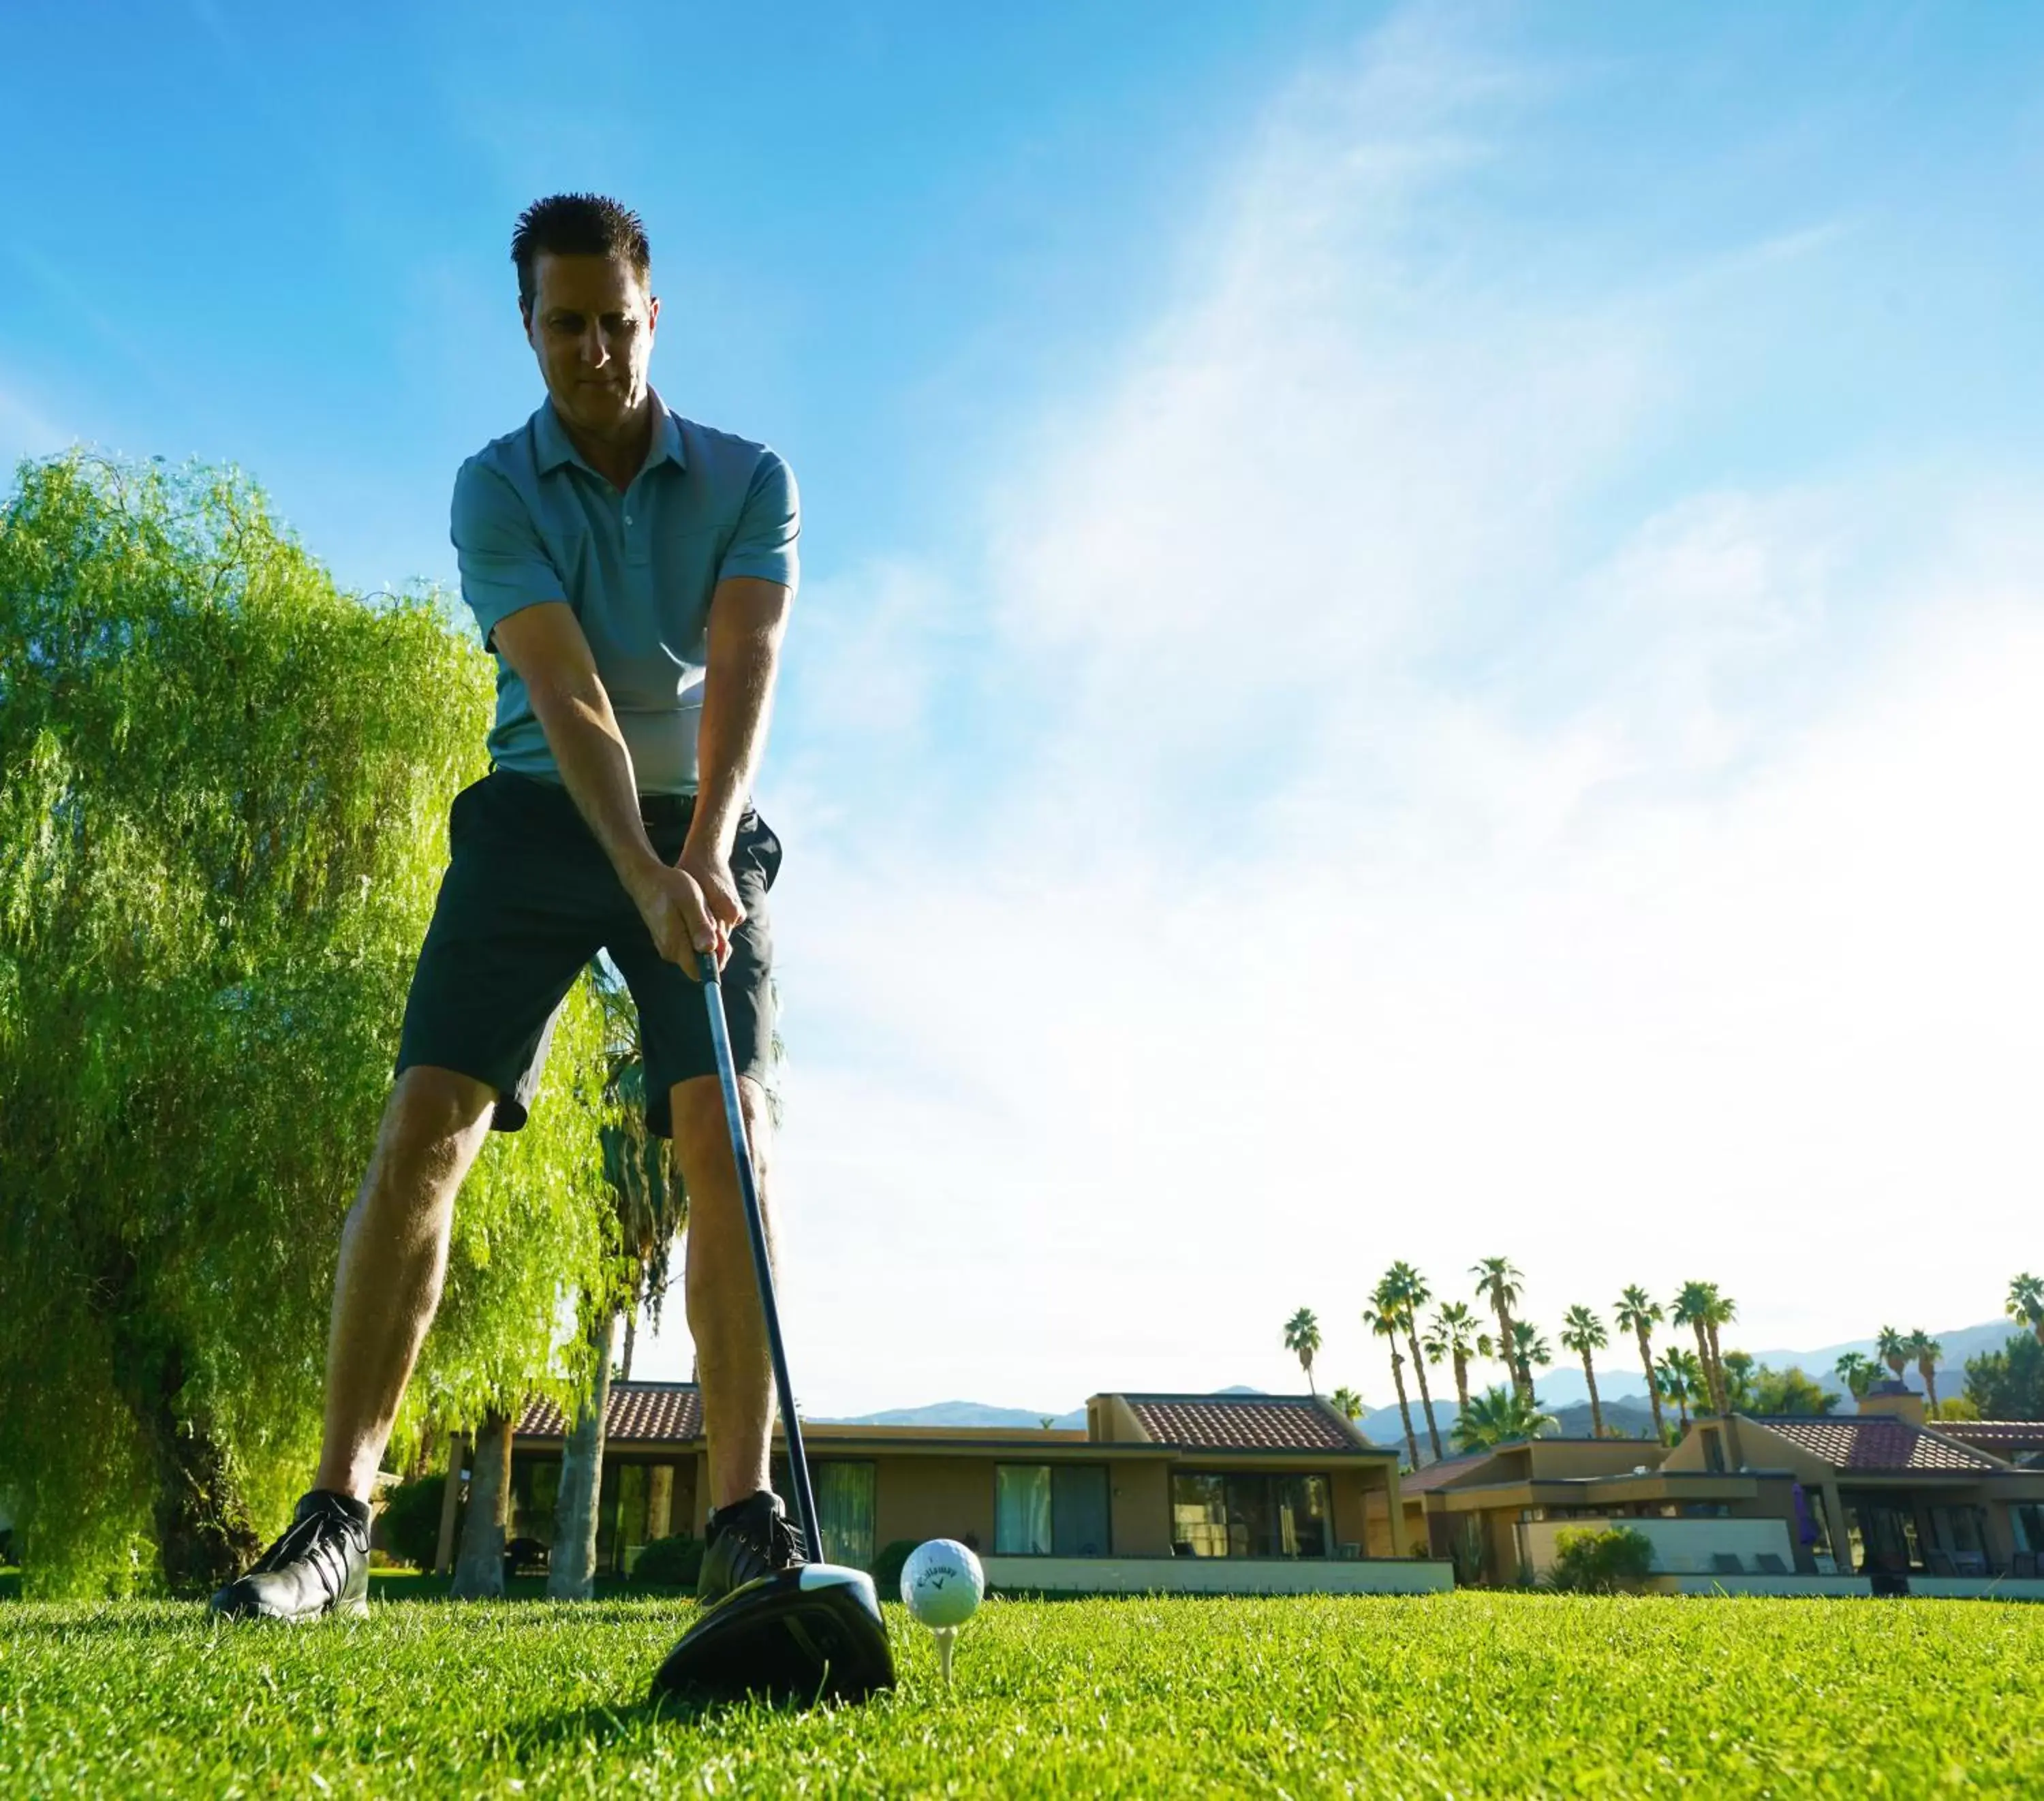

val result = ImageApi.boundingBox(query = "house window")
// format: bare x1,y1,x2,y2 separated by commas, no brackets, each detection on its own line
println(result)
2013,1504,2044,1554
814,1462,876,1570
994,1464,1112,1555
1171,1473,1331,1559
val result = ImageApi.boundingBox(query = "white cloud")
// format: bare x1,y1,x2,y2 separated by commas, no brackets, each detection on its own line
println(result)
640,8,2044,1415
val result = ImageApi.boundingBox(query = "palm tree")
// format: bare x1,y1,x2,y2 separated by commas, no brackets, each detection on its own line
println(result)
1283,1307,1322,1395
1472,1257,1528,1403
1704,1288,1737,1409
1657,1347,1704,1431
1672,1282,1723,1415
1423,1302,1484,1419
1560,1306,1610,1438
1508,1319,1553,1398
1453,1385,1558,1452
1833,1350,1880,1403
1364,1288,1420,1470
1906,1330,1944,1411
1328,1385,1365,1422
1380,1263,1443,1461
2007,1274,2044,1348
1614,1287,1667,1445
1875,1325,1910,1387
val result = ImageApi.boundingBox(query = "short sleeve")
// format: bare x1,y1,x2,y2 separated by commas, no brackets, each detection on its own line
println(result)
717,450,800,591
450,459,566,647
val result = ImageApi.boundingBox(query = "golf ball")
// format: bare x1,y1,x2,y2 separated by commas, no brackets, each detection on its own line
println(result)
901,1538,984,1628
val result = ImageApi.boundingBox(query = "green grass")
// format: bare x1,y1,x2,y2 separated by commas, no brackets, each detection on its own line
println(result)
1,1592,2040,1796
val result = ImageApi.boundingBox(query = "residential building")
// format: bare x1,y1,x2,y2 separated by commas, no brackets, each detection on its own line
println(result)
438,1383,1450,1594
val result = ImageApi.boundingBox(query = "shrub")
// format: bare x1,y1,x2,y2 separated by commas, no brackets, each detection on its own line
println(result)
630,1534,704,1588
1547,1526,1655,1594
375,1477,447,1571
870,1539,919,1597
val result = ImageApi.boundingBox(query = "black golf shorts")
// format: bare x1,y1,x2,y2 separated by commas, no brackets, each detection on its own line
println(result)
394,768,779,1138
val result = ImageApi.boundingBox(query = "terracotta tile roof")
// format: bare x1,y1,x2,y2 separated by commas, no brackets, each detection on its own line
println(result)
1942,1420,2044,1454
516,1381,701,1443
1124,1395,1360,1452
1752,1415,2003,1473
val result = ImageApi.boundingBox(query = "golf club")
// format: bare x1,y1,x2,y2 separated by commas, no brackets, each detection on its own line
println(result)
648,950,896,1706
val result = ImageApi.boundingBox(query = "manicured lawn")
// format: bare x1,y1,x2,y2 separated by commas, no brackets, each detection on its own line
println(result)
1,1590,2040,1796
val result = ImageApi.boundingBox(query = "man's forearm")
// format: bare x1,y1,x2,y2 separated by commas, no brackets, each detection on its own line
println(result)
687,604,787,860
531,685,664,900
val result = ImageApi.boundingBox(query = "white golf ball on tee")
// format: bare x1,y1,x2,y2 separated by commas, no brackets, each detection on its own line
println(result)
901,1538,983,1629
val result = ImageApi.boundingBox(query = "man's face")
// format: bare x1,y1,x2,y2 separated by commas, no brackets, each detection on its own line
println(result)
525,251,659,437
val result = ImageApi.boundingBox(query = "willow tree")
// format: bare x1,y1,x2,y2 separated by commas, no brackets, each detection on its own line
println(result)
0,455,615,1595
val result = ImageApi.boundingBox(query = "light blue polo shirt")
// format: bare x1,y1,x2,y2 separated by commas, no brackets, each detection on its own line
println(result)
449,388,799,796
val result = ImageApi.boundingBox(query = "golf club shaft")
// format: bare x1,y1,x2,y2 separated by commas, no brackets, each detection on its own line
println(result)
698,951,821,1562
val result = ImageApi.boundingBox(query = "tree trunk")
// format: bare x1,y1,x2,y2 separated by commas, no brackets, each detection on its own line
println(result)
619,1306,636,1384
1691,1323,1718,1414
548,1311,616,1600
1493,1302,1526,1403
1921,1364,1940,1412
1635,1330,1664,1443
1389,1352,1418,1471
1453,1353,1471,1418
451,1410,512,1599
1405,1326,1442,1462
1582,1351,1604,1439
109,1322,261,1595
434,1435,464,1574
1705,1319,1727,1414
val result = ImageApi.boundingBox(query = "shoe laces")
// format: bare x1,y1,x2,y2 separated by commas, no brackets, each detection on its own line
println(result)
250,1498,364,1593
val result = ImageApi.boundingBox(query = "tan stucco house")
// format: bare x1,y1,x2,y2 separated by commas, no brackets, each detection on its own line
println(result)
441,1383,1450,1595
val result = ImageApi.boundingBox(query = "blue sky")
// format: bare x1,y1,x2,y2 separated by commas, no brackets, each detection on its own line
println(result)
10,3,2044,1415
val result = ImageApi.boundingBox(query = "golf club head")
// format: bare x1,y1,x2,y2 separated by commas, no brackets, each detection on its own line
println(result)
650,1565,897,1706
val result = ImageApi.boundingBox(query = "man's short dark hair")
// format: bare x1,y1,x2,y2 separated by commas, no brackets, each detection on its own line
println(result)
511,193,651,319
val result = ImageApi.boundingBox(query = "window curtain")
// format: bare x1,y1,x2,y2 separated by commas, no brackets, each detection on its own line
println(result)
995,1465,1053,1554
814,1462,876,1569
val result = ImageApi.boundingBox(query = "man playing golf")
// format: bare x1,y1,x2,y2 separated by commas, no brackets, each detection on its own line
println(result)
213,193,805,1620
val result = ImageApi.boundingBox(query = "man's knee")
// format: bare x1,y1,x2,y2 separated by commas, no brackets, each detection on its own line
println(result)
365,1066,497,1200
669,1075,771,1195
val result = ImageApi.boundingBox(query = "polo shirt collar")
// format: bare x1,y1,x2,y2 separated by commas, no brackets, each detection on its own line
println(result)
532,388,687,477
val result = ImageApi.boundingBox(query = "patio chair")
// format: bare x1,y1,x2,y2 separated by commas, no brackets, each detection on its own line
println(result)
1709,1553,1744,1575
1754,1553,1787,1575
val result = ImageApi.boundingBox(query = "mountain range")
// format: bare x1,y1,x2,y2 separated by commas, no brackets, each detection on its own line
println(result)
820,1324,2028,1437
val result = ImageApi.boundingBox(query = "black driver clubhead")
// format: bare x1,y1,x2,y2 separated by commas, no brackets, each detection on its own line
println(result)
650,1564,897,1707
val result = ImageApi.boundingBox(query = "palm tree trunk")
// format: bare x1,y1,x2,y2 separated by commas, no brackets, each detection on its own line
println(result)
1690,1322,1717,1413
1389,1353,1419,1470
1582,1351,1605,1439
1636,1329,1666,1443
1453,1352,1471,1417
1404,1326,1443,1462
1921,1364,1939,1413
1705,1319,1727,1415
619,1306,636,1384
451,1409,513,1599
548,1310,616,1600
1495,1303,1526,1404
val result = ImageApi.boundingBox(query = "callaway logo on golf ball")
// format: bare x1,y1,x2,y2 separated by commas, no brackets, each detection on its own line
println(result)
900,1538,984,1628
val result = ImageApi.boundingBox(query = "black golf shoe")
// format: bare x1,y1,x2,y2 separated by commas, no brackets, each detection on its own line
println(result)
696,1489,807,1606
210,1490,371,1622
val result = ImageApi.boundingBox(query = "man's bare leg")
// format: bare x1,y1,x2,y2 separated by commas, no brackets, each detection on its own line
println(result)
312,1065,498,1501
672,1072,776,1512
